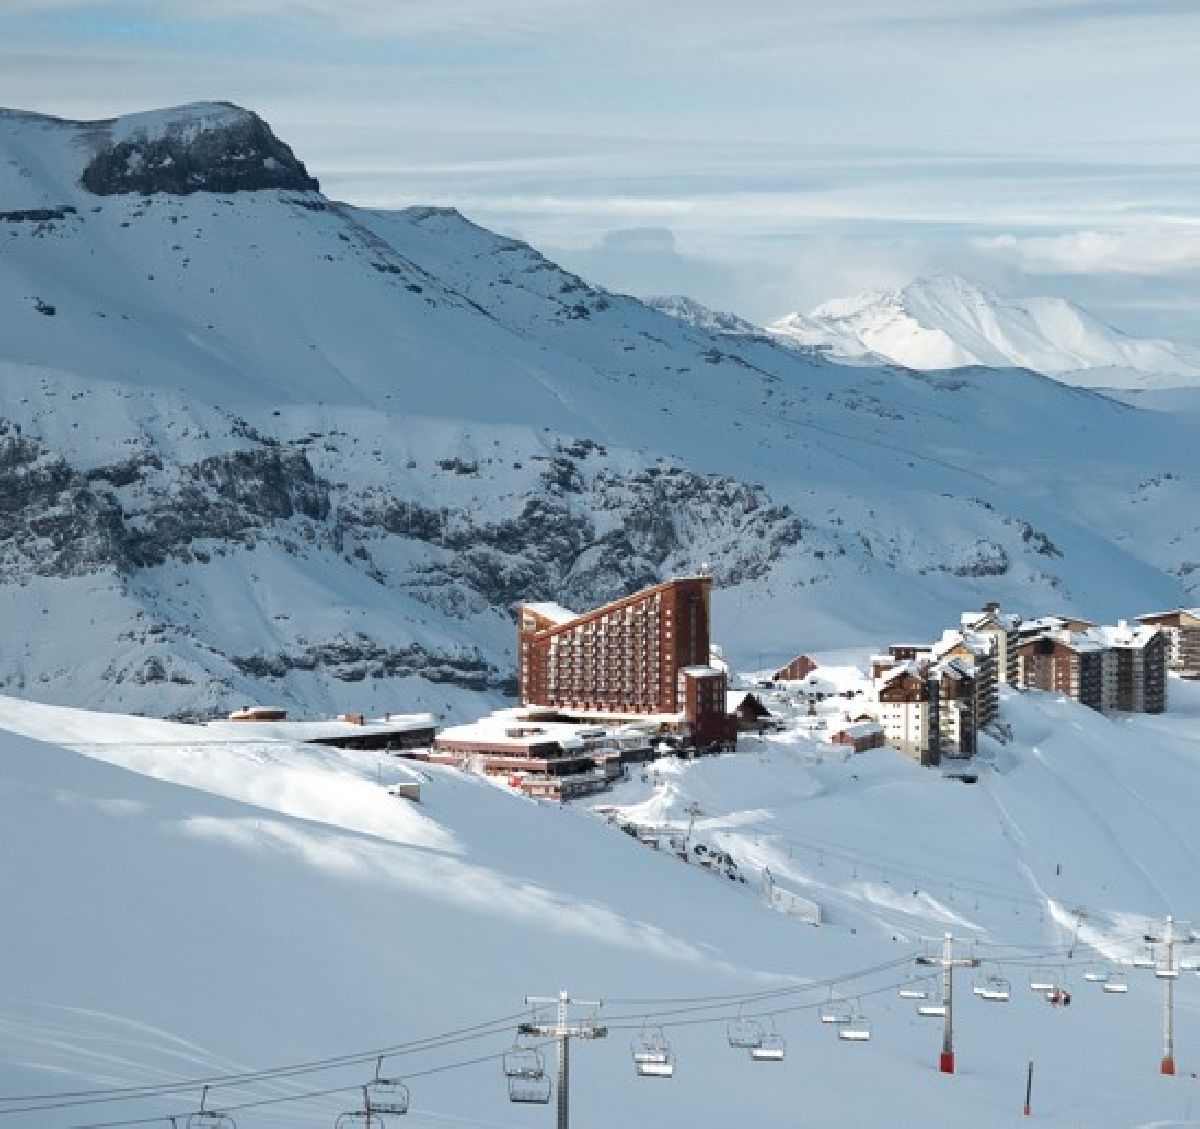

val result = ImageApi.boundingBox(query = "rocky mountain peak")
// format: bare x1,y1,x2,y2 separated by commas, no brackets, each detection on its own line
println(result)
79,101,319,196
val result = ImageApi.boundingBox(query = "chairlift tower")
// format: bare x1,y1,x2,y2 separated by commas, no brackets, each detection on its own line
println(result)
1144,915,1197,1075
683,801,702,853
520,990,607,1129
915,932,980,1074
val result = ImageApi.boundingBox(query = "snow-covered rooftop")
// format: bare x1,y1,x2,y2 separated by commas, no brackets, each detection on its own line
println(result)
523,601,578,625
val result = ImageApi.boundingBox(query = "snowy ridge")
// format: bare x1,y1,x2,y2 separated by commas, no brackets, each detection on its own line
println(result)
769,275,1200,389
0,105,1197,718
643,294,764,337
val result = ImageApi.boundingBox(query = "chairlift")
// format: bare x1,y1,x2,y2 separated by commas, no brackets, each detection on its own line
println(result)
1154,964,1180,980
818,991,853,1025
1029,968,1056,993
368,1058,409,1117
917,1000,947,1018
897,972,931,1001
508,1072,552,1105
632,1026,675,1078
1102,973,1130,994
838,1003,872,1043
749,1019,785,1062
973,974,1011,1003
727,1013,765,1050
503,1043,545,1081
188,1087,236,1129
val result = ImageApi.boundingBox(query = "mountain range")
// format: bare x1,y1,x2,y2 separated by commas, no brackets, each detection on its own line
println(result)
765,275,1200,390
0,102,1196,719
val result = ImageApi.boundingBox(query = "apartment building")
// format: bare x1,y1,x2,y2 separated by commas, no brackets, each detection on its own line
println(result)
1016,631,1105,711
1136,608,1200,679
961,602,1021,685
517,576,736,748
874,662,940,767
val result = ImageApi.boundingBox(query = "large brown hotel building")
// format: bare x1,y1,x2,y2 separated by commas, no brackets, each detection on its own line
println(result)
517,576,735,748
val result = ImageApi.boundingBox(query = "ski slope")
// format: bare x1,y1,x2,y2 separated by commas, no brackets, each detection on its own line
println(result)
2,681,1200,1127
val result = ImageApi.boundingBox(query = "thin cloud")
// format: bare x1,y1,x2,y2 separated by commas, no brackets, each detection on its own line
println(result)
978,228,1200,275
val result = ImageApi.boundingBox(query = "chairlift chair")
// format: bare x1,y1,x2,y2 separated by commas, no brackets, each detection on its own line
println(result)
1029,968,1056,993
508,1073,552,1104
897,972,932,1001
818,992,853,1025
188,1115,236,1129
188,1087,236,1129
368,1058,409,1116
748,1019,786,1062
727,1014,765,1050
917,1000,947,1018
973,974,1011,1003
1180,958,1200,973
632,1026,675,1078
838,1004,872,1043
1132,949,1156,970
503,1043,545,1081
335,1113,389,1128
1083,966,1110,984
1103,973,1130,994
1155,964,1181,980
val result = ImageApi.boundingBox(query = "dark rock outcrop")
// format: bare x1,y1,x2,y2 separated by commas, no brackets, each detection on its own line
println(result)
81,105,320,197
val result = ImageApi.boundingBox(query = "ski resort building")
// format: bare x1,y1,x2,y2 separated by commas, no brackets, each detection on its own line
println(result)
961,603,1021,684
930,656,978,758
873,663,939,766
1015,631,1105,709
828,720,886,753
517,576,736,749
876,626,997,756
1136,608,1200,679
726,691,776,732
773,653,819,682
432,712,653,800
1015,621,1166,713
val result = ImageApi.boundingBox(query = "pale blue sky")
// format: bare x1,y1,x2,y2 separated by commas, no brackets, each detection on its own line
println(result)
5,0,1200,338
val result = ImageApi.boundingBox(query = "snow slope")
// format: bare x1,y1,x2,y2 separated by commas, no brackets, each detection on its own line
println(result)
2,683,1200,1127
769,275,1200,390
1,105,1198,719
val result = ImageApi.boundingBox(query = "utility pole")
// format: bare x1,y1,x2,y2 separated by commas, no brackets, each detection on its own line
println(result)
520,990,607,1129
1144,916,1196,1076
916,932,980,1074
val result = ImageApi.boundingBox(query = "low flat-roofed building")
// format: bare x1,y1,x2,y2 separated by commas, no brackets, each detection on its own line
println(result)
206,712,436,751
434,709,653,800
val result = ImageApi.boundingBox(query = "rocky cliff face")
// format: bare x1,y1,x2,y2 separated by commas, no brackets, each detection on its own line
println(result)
79,104,319,196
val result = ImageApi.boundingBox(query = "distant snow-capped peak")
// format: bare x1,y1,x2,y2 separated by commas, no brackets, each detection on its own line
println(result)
768,275,1200,389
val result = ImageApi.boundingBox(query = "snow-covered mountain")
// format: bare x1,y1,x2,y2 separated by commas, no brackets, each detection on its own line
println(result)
1,104,1197,719
768,275,1200,390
